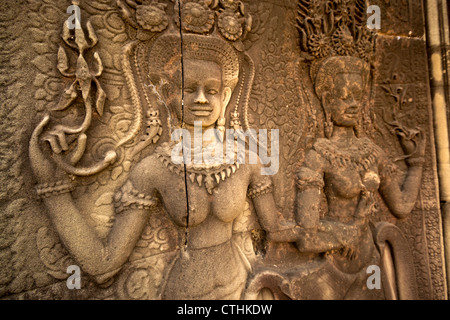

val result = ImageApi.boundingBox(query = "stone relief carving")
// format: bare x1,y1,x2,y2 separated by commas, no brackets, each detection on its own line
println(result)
372,37,446,300
27,0,300,300
0,0,445,300
246,0,426,300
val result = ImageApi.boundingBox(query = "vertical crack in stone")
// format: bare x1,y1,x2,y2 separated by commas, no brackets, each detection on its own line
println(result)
177,0,191,252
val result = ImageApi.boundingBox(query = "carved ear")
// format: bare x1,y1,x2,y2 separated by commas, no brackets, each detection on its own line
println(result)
221,87,232,118
321,91,332,111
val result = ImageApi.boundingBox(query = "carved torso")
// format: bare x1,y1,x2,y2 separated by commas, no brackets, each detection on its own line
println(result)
123,142,266,299
312,137,392,222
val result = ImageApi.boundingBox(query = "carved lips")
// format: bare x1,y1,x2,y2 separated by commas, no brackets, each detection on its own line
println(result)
344,106,360,116
189,106,214,117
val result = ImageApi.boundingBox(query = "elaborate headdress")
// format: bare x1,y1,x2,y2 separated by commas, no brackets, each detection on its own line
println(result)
314,55,371,99
118,0,253,133
296,0,376,88
296,0,376,138
148,33,240,91
119,0,252,45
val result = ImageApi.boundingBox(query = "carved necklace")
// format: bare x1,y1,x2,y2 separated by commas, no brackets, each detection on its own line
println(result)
155,141,243,195
313,137,381,172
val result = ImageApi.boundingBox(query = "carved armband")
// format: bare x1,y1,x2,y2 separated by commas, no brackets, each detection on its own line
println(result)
406,156,426,167
378,159,400,181
296,167,324,191
36,180,75,199
114,181,158,214
247,178,273,199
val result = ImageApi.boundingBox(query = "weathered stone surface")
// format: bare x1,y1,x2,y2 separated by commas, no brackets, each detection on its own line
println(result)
0,0,447,300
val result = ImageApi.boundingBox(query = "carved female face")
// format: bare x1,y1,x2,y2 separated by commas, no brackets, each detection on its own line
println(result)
182,59,232,128
323,72,363,128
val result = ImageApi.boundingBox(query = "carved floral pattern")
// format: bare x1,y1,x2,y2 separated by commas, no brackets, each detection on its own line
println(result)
297,0,376,63
220,0,239,11
177,0,215,34
308,33,331,58
372,37,446,299
249,12,311,218
218,10,244,41
332,26,355,56
136,2,169,32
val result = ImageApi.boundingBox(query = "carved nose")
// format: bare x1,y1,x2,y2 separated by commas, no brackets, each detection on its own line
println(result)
195,89,209,104
348,95,357,106
346,96,360,111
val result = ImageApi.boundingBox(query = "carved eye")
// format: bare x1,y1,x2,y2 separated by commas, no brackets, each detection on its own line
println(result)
338,92,349,101
334,88,348,100
343,95,352,101
184,88,195,94
207,89,218,95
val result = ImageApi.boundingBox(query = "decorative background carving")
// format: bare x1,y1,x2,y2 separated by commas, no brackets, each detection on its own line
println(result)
0,0,446,300
372,36,446,300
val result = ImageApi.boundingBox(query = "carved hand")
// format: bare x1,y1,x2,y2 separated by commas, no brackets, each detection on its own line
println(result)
353,190,376,223
341,246,358,260
29,115,67,183
395,126,426,159
336,191,376,260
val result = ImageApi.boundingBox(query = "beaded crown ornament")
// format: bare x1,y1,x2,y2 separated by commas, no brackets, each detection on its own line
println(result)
296,0,376,81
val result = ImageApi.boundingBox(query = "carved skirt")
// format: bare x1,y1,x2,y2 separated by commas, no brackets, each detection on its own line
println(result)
161,239,250,300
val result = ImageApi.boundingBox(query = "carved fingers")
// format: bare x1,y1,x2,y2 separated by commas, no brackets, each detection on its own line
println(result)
42,124,88,160
70,134,87,166
337,223,362,260
46,131,117,177
354,190,376,222
395,126,425,157
43,129,70,154
414,129,427,157
30,113,116,180
341,246,358,260
29,115,57,182
30,114,50,150
52,150,117,177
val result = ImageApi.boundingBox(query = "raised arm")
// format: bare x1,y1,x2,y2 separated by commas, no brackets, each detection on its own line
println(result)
378,130,426,219
379,157,425,219
41,191,152,283
29,116,155,283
